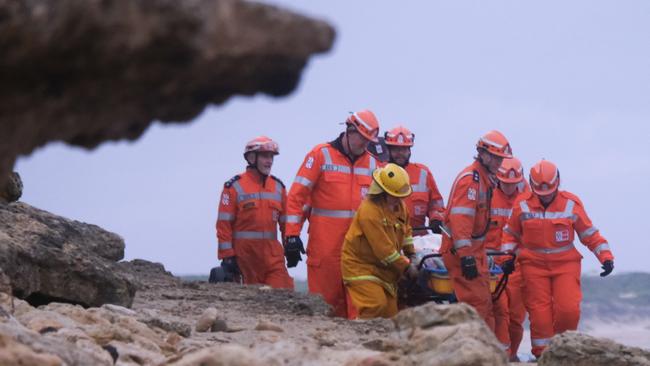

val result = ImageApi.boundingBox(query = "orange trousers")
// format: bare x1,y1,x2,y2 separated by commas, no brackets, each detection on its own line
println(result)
443,252,495,331
506,269,526,358
493,275,511,352
308,256,348,317
345,281,397,319
236,240,294,289
521,260,582,358
306,217,352,317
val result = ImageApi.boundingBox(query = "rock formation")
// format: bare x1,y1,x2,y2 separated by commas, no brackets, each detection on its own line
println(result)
0,202,135,307
0,254,510,366
393,303,509,366
0,172,22,204
0,0,335,189
538,331,650,366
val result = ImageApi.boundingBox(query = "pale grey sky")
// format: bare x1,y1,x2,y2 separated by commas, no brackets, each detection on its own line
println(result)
17,1,650,279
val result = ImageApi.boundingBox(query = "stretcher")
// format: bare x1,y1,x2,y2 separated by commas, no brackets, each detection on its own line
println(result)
398,232,514,308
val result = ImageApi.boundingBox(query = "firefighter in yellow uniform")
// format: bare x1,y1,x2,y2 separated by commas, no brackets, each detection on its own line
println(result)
341,163,419,319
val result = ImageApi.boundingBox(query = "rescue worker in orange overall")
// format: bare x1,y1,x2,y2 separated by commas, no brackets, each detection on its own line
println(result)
341,163,418,319
484,157,529,359
383,125,445,236
500,159,614,358
440,130,514,331
216,136,294,289
285,110,380,317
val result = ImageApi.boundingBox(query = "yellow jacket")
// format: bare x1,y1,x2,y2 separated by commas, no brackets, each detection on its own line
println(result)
341,196,415,296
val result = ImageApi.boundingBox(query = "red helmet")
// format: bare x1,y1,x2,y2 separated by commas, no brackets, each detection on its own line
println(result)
244,136,279,155
476,130,513,158
497,157,524,183
346,109,380,143
384,125,415,147
529,160,560,196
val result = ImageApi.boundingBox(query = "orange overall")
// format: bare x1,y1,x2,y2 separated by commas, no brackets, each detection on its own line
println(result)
403,162,445,236
484,186,527,355
216,169,294,289
501,190,613,357
441,160,495,330
286,135,378,317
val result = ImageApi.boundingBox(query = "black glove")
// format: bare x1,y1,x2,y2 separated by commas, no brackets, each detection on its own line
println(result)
501,259,515,275
405,263,419,280
429,220,443,234
284,236,305,268
221,256,240,277
460,256,479,280
600,260,614,277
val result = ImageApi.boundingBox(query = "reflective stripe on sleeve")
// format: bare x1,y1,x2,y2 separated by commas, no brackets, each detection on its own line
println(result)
381,251,402,265
294,176,313,188
454,239,472,249
404,236,414,246
217,212,234,221
219,242,233,250
503,225,521,239
593,242,611,255
579,227,598,240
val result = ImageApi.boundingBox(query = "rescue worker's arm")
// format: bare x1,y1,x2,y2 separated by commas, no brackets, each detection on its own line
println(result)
358,209,410,273
447,176,479,257
216,185,237,259
279,185,288,238
425,168,446,222
286,149,323,237
402,213,415,258
572,197,613,263
500,203,523,253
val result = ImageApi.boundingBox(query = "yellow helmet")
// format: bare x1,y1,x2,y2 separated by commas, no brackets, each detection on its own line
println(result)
369,163,412,198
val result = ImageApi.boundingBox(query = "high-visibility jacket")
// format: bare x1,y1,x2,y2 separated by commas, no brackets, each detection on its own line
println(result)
286,136,378,317
440,160,494,257
484,182,530,252
285,140,378,259
403,162,445,235
217,169,286,259
500,190,613,264
341,197,414,297
216,169,293,289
